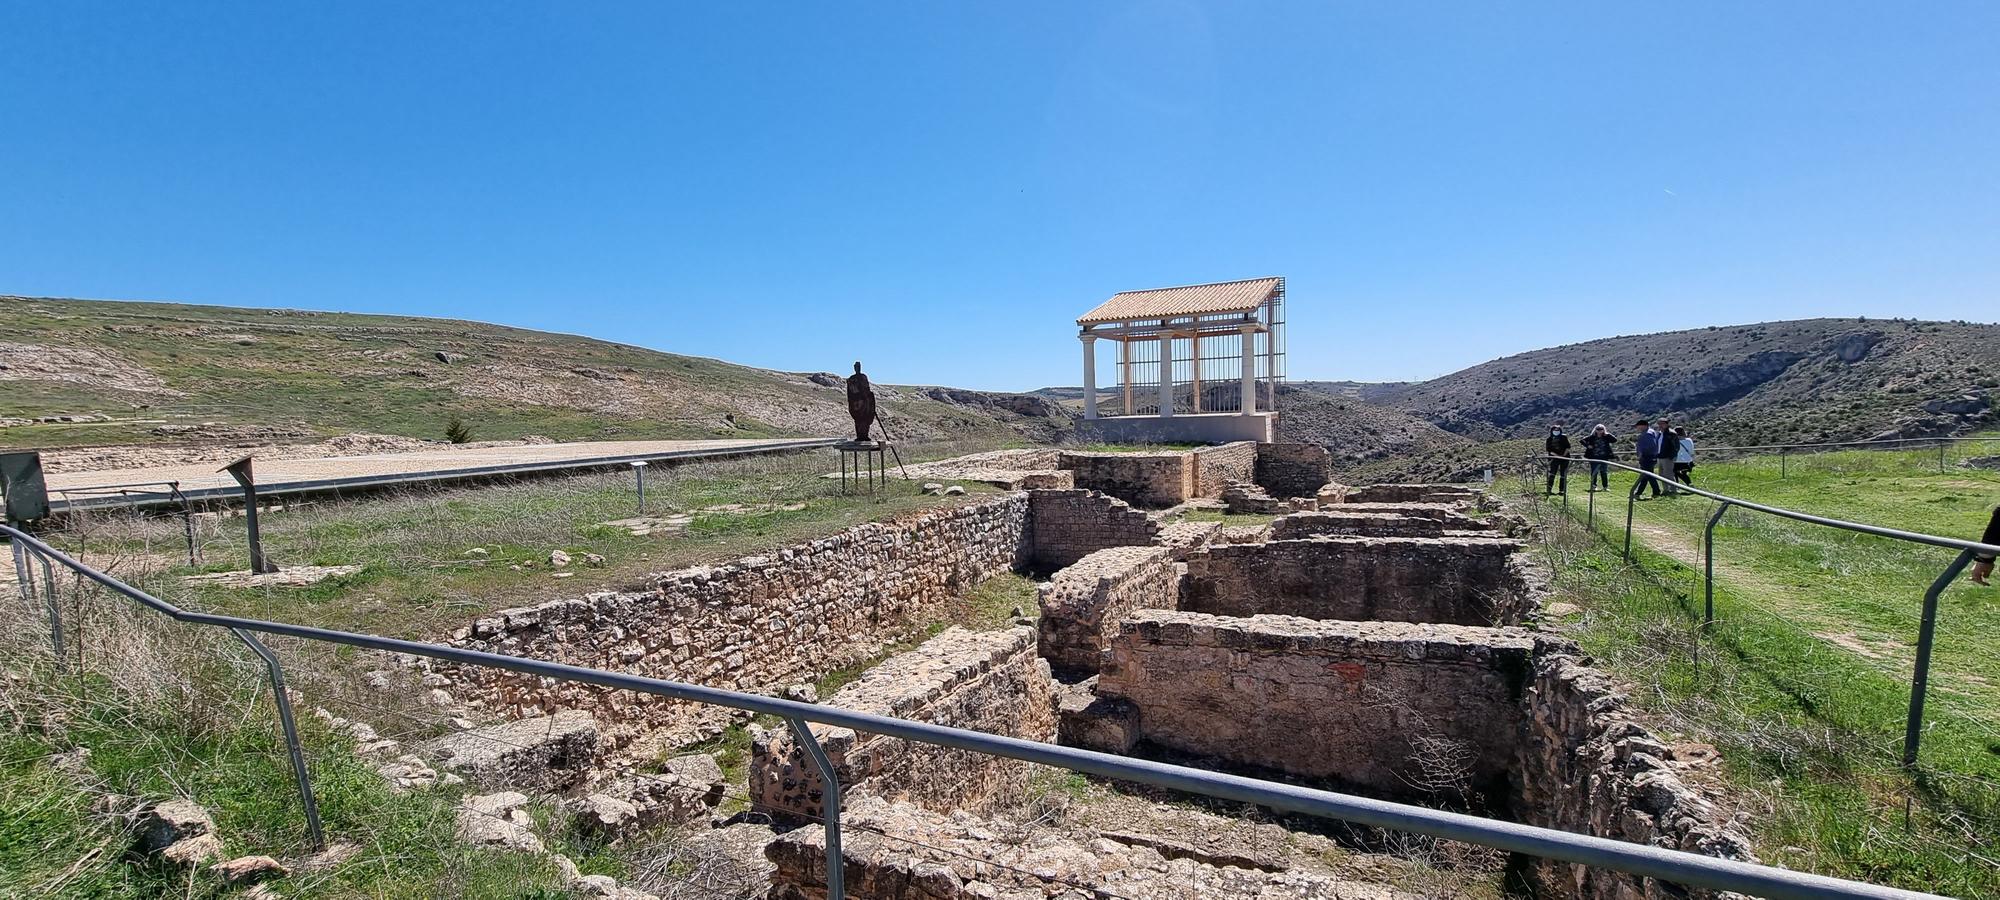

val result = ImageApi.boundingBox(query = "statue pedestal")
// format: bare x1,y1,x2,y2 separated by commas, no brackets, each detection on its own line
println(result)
835,440,889,494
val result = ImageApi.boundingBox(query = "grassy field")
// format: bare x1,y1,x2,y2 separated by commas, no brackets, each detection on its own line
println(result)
1518,443,2000,896
43,450,998,639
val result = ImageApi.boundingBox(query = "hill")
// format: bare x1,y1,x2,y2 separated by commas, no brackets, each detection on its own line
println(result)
1339,318,2000,445
0,296,1075,451
1272,383,1477,473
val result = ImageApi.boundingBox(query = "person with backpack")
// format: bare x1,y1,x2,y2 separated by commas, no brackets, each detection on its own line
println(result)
1581,424,1617,491
1543,422,1572,495
1672,427,1697,486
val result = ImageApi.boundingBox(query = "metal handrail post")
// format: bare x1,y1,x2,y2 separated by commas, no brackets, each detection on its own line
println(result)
1780,448,1787,479
1623,491,1636,561
1703,501,1732,626
1902,549,1974,770
169,482,197,566
786,716,844,900
32,547,63,664
230,628,326,851
1587,485,1595,529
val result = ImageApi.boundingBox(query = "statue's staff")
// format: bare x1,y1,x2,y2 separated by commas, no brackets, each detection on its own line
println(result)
871,410,912,481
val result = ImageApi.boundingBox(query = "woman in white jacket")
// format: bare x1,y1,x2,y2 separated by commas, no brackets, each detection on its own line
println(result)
1672,428,1696,486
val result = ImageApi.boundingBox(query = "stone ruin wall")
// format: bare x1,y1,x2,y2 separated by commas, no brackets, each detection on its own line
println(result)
1254,442,1335,497
1093,611,1535,807
439,496,1030,740
1025,489,1159,571
1057,450,1194,508
1034,544,1180,678
1513,642,1754,900
1190,441,1259,497
1270,507,1496,540
1182,535,1537,626
749,626,1056,822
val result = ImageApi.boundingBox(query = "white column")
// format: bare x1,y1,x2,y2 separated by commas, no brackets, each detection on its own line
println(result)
1157,335,1174,417
1190,332,1202,413
1120,340,1133,415
1240,324,1258,415
1080,334,1099,419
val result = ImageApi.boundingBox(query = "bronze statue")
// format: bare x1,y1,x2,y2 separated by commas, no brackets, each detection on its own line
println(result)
846,361,877,442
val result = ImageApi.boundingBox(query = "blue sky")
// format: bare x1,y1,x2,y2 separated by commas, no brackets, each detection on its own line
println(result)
3,2,1996,391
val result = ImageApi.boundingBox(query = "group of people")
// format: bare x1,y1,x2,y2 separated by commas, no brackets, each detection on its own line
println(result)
1541,418,1696,499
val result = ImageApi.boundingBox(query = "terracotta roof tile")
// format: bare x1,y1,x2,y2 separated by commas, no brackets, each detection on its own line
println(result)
1077,277,1281,325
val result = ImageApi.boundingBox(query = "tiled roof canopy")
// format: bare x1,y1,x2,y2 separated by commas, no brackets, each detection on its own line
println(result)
1076,277,1281,326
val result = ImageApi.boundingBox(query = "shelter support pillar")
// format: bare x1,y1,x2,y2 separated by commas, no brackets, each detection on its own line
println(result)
1157,335,1174,417
1240,324,1259,415
1081,334,1099,419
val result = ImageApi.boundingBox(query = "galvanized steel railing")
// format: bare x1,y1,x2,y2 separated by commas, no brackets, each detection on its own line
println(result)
2,521,1956,900
1535,454,2000,770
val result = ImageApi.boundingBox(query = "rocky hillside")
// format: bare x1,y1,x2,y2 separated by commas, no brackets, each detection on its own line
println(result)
1347,318,2000,445
1273,384,1475,468
0,296,1075,451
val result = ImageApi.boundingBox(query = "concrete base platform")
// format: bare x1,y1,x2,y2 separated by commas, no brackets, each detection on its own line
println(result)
1077,412,1274,444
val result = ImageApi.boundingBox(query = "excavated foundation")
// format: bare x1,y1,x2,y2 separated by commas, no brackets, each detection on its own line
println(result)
420,467,1747,900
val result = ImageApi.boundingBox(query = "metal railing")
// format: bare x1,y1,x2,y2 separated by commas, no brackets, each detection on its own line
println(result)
1533,454,2000,770
2,521,1956,900
1697,435,2000,478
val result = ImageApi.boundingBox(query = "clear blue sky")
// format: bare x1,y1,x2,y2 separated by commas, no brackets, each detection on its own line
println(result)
3,2,1996,391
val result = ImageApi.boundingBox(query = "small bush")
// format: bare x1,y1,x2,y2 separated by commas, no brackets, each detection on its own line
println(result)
444,415,474,444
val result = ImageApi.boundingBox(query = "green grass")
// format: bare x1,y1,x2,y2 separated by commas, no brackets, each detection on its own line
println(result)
49,453,996,640
0,634,570,898
1514,445,2000,896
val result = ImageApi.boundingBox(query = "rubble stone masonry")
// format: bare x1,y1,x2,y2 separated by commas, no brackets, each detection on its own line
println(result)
1057,450,1193,507
1513,639,1754,900
1025,489,1160,571
1182,536,1536,626
1254,442,1336,497
749,626,1056,822
1096,611,1534,805
1035,545,1181,677
441,496,1030,739
1191,441,1259,497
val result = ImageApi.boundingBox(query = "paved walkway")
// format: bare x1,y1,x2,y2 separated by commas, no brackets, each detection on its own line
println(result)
46,438,831,503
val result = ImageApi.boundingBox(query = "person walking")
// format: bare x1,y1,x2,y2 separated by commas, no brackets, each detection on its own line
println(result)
1581,424,1616,491
1544,422,1572,495
1630,419,1666,500
1672,427,1697,486
1971,506,1998,586
1652,418,1681,496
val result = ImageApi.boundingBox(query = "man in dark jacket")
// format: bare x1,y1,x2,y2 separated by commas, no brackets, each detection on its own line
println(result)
1544,422,1572,495
1581,424,1617,491
1629,419,1665,500
1973,506,1999,586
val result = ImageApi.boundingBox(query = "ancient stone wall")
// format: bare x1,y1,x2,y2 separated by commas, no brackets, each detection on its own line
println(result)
1513,641,1753,900
1035,545,1180,678
1057,451,1192,507
1271,508,1495,540
1190,441,1258,498
1025,489,1160,571
1095,611,1533,806
440,496,1030,740
767,796,1421,900
1181,536,1535,626
1344,483,1488,505
749,626,1056,822
1254,442,1335,497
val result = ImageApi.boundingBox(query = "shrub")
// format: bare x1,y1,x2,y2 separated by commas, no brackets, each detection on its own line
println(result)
444,415,474,444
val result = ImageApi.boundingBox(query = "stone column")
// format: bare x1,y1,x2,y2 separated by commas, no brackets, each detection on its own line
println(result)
1240,325,1259,415
1080,334,1099,419
1157,335,1174,418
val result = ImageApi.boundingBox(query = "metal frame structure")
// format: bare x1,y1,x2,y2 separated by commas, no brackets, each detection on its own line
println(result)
1078,278,1286,418
1539,454,2000,769
2,521,1953,900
